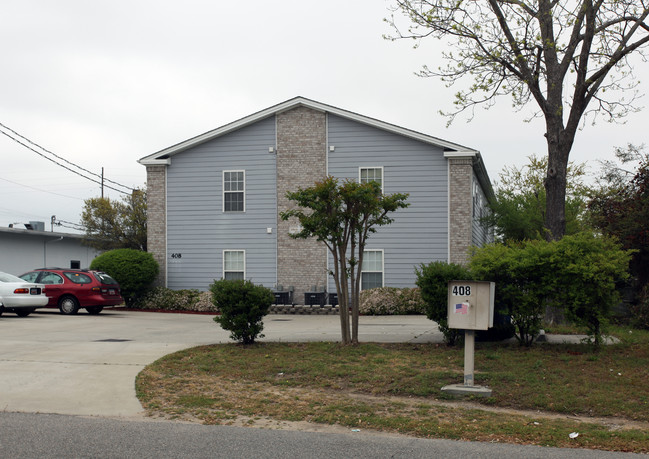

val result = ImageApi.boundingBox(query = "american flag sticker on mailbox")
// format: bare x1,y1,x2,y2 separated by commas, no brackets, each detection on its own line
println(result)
455,302,469,314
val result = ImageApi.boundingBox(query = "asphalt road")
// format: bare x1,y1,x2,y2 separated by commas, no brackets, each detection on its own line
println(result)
0,309,636,458
0,412,641,458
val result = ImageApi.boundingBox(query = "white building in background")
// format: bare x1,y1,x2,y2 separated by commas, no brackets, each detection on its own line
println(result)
0,223,100,276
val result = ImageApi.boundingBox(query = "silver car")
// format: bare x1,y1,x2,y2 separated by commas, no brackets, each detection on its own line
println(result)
0,271,48,317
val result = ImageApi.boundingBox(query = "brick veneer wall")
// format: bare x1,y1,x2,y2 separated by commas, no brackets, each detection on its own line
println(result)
276,106,328,302
448,157,474,266
146,165,166,287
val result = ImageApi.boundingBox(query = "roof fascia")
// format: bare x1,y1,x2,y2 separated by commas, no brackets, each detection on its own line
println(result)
138,97,479,166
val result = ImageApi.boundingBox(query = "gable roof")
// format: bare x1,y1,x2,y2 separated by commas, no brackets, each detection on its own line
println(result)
138,96,480,165
137,96,493,200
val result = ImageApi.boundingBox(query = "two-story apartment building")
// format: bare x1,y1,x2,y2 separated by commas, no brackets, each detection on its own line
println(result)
138,97,494,301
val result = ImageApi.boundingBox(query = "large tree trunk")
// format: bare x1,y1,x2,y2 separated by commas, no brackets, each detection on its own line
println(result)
544,116,572,241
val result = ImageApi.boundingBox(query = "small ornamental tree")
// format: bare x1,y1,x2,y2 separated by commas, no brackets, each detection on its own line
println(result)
90,248,159,306
281,176,409,345
211,279,274,345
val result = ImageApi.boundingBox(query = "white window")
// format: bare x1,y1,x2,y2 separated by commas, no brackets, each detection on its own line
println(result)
359,167,383,192
361,249,384,290
223,170,245,212
223,250,245,280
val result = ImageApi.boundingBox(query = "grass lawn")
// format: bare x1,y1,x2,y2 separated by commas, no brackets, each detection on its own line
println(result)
136,325,649,453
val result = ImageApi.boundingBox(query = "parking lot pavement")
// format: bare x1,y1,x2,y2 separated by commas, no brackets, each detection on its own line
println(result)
0,310,442,417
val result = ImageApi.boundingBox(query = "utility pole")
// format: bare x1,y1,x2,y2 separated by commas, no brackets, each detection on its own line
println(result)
101,167,104,198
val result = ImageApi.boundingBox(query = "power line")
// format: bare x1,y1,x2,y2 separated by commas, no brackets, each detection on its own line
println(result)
53,218,85,232
0,175,84,200
0,121,135,195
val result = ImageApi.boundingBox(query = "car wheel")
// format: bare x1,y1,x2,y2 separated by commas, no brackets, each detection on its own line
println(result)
15,308,35,317
0,305,4,317
86,306,103,315
59,296,80,315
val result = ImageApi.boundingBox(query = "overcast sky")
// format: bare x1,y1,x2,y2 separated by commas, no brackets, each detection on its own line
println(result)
1,1,647,233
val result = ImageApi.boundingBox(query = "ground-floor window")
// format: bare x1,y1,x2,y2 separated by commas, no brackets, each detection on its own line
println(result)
361,249,383,290
223,250,245,280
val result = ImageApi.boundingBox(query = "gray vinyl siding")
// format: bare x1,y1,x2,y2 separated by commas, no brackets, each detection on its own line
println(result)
471,173,492,247
166,117,277,290
327,114,448,289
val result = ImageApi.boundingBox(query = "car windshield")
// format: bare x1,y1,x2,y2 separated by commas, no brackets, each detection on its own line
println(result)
94,272,118,285
0,272,24,283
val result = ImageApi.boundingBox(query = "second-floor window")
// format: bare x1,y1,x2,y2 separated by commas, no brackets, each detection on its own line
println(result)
359,167,383,192
223,170,245,212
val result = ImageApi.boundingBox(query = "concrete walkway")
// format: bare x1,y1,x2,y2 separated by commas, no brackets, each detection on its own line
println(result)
0,310,442,417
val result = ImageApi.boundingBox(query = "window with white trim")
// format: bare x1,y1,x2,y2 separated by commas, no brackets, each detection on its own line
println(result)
223,170,245,212
361,249,384,290
223,250,245,280
359,167,383,192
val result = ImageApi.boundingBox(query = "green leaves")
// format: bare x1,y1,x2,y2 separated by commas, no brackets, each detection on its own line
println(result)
280,176,409,344
81,188,147,251
470,233,631,347
90,249,159,306
211,279,274,345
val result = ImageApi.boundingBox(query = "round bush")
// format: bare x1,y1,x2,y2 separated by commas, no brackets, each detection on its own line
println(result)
211,279,274,344
90,249,159,306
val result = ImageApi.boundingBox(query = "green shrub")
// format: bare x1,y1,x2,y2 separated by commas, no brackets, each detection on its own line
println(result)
359,287,425,315
90,249,159,306
210,279,274,344
471,241,554,346
551,233,631,347
134,287,216,312
470,233,631,348
415,261,472,345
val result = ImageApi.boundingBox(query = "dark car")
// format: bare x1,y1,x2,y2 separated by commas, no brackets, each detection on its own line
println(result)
19,268,124,315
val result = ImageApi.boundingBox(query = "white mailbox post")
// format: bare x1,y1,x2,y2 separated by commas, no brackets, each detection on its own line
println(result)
442,280,495,397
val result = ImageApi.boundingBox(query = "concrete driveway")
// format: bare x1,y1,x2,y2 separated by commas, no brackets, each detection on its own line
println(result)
0,310,442,417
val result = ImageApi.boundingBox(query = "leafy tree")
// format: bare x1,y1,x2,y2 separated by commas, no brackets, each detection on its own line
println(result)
281,176,409,345
211,279,274,345
588,144,649,290
389,1,649,240
486,154,591,241
90,248,159,306
81,189,147,251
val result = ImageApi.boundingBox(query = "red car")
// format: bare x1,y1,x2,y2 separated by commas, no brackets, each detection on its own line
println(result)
19,268,124,315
